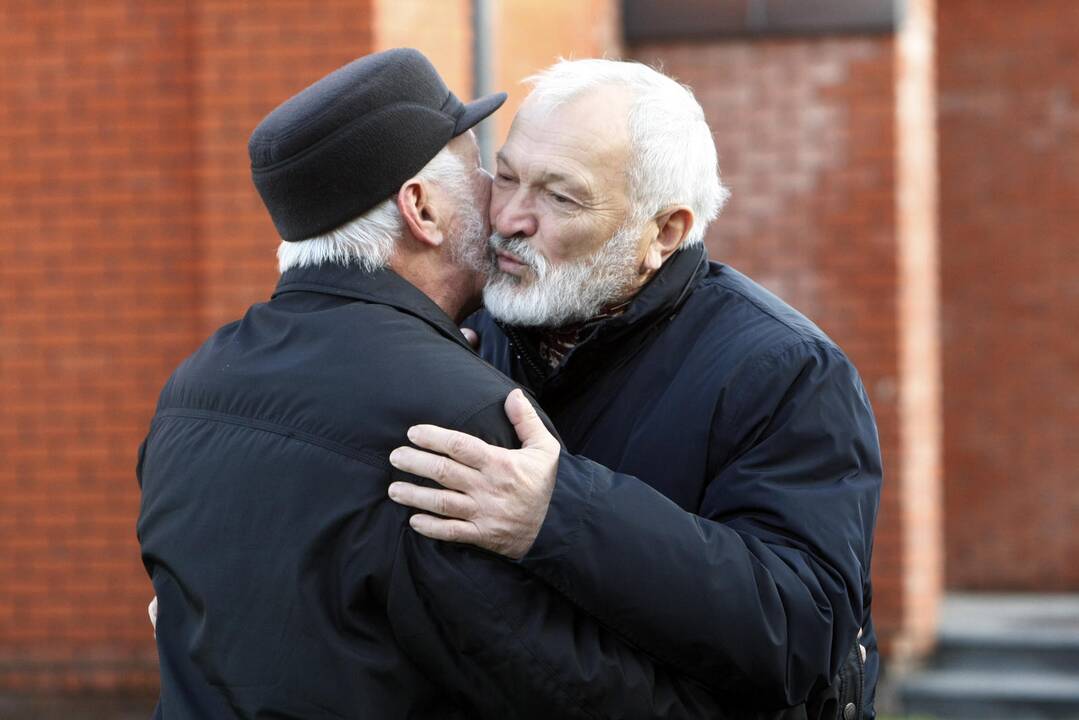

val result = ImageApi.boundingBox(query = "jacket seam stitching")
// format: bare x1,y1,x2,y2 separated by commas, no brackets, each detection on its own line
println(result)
448,395,509,431
153,408,390,470
561,457,598,566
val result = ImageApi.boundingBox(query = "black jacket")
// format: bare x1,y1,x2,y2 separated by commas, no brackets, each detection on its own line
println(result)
467,244,883,720
136,264,726,719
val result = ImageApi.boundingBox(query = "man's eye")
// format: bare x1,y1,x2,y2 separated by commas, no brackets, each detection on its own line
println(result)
549,191,574,205
496,174,517,183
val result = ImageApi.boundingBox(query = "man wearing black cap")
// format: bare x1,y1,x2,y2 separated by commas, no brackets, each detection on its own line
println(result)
136,49,724,719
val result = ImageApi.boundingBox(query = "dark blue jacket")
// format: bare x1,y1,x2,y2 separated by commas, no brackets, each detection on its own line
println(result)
468,244,882,720
136,264,727,719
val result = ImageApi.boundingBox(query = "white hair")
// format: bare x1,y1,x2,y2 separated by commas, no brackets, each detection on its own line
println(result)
523,59,730,246
277,146,470,273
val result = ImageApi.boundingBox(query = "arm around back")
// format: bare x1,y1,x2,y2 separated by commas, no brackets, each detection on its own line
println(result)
383,396,729,719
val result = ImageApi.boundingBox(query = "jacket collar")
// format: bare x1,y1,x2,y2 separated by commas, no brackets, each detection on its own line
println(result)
585,241,708,341
272,263,475,353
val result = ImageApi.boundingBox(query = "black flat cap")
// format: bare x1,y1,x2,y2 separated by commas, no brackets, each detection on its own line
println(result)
249,48,507,242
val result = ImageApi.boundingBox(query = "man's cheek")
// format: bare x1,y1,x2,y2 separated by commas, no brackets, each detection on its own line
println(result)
489,187,513,225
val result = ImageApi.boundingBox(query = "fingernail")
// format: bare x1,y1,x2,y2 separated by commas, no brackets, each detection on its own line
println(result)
387,482,400,499
389,449,402,465
406,427,418,442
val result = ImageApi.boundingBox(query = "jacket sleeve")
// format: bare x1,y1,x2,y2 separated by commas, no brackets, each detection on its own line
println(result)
516,341,882,708
385,398,729,720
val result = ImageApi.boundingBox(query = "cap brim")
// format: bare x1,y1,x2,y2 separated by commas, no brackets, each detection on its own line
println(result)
454,91,508,135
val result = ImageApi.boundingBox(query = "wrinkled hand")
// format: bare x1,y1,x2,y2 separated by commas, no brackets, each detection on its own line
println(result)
387,389,559,559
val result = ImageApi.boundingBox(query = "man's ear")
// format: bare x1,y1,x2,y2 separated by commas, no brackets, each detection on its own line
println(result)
397,178,445,248
642,206,694,272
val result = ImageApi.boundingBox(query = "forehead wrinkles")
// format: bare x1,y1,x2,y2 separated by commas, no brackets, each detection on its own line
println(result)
504,122,629,200
507,121,594,167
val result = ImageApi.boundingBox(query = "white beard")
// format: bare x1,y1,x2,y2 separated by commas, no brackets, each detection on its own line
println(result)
482,225,641,327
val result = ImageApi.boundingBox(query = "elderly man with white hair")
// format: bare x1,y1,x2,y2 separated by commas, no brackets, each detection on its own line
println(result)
138,50,732,719
389,59,882,720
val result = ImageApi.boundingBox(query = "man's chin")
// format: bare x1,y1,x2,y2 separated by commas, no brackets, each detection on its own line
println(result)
482,281,567,327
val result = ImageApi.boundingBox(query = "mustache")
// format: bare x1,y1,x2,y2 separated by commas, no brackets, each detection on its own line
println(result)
488,233,548,278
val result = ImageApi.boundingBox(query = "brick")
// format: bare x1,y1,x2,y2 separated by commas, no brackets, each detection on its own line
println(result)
938,0,1079,591
0,0,375,692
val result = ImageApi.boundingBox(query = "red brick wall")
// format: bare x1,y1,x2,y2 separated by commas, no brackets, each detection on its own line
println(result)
376,0,622,159
194,1,377,333
374,0,472,94
938,0,1079,590
0,0,375,693
631,0,943,659
493,0,621,143
0,2,199,692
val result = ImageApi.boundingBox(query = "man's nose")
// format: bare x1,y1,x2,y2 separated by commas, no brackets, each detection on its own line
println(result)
492,190,538,238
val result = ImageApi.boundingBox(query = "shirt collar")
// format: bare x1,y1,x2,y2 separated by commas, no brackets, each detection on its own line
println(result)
271,263,475,353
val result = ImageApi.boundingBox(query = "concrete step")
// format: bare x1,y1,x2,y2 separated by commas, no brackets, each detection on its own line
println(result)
931,593,1079,672
899,594,1079,720
900,668,1079,720
930,633,1079,674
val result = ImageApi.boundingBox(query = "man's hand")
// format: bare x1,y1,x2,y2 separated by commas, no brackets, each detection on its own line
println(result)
387,389,559,559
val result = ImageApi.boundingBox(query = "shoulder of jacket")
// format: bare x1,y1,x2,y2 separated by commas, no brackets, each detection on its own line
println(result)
159,301,521,447
691,264,844,360
335,305,520,404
